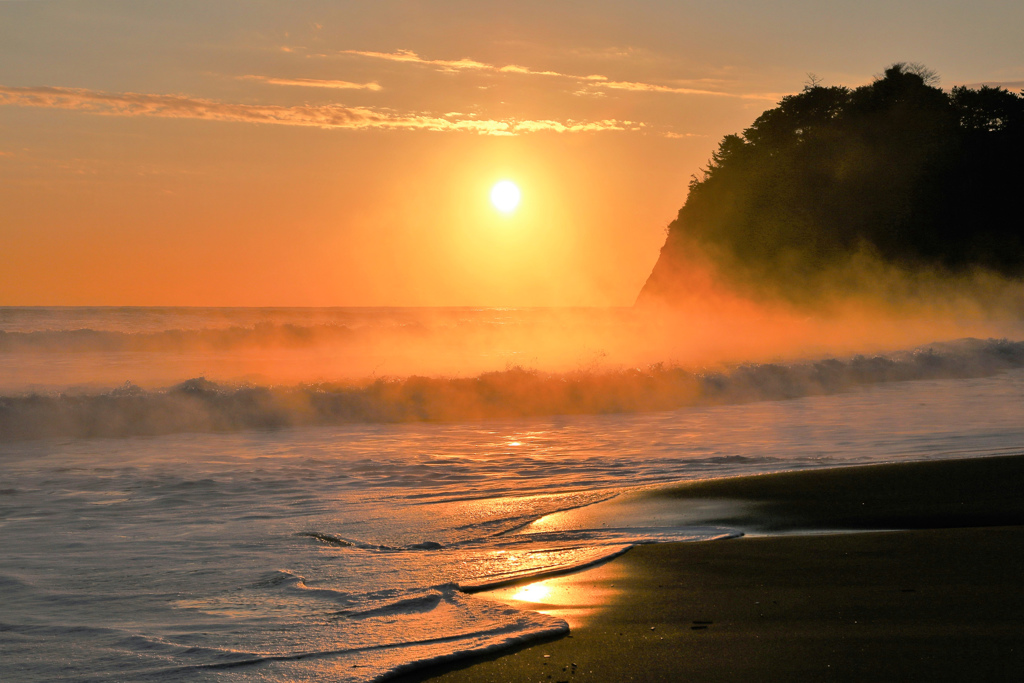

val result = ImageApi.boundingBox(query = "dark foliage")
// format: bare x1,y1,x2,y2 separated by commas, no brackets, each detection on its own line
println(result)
668,64,1024,296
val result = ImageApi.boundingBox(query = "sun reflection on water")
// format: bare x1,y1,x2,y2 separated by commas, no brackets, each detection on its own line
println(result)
477,560,625,629
511,582,552,603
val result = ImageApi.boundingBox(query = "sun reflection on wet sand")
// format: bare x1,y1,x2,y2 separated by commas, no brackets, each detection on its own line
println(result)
525,491,753,535
476,559,626,629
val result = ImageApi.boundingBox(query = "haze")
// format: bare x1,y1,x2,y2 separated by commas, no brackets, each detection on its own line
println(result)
2,0,1023,307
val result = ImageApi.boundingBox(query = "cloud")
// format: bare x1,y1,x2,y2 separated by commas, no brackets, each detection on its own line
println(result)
239,75,383,91
959,80,1024,91
338,48,565,79
576,75,784,101
347,48,477,69
589,76,780,100
0,85,638,135
338,48,779,100
509,118,640,133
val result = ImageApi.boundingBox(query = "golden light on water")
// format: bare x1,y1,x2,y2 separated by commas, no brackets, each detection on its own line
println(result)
478,561,626,629
490,180,521,213
511,582,552,603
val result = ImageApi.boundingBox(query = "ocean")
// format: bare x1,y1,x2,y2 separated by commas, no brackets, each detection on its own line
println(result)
2,307,1024,681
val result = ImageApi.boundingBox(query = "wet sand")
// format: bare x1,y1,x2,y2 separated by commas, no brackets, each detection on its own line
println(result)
400,454,1024,682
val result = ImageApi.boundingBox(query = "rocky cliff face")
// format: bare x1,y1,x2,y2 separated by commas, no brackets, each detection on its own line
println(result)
635,226,689,306
635,224,741,308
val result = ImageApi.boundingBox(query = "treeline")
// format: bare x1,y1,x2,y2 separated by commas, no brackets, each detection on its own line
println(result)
645,64,1024,301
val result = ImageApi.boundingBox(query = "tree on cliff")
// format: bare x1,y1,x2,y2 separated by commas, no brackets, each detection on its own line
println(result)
639,64,1024,304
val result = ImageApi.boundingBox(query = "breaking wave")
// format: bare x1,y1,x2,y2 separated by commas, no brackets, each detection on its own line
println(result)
2,337,1023,441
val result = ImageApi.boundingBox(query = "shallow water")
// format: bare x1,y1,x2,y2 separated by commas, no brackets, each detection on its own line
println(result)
3,368,1024,681
3,308,1024,681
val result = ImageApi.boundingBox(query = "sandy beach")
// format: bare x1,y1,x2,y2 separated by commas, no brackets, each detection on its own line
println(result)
401,454,1024,682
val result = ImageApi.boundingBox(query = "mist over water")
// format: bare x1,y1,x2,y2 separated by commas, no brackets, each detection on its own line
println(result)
2,306,1024,442
4,303,1023,391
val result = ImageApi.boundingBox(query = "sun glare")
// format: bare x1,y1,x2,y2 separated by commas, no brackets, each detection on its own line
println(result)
490,180,521,213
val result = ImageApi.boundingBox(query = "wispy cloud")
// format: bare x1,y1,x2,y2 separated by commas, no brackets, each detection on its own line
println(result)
0,85,639,135
959,79,1024,91
581,74,778,99
509,119,642,133
239,75,383,91
339,49,563,76
338,48,779,100
663,131,708,139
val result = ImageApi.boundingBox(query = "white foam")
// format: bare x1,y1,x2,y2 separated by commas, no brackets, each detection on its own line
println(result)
457,526,741,592
186,586,570,683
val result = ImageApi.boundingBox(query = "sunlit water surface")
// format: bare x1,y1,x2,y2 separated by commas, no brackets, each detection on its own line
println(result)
3,369,1024,681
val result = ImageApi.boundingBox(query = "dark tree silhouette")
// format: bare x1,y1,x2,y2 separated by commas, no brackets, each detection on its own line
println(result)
640,64,1024,303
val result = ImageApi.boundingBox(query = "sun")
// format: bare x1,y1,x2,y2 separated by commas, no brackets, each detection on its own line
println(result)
490,180,521,213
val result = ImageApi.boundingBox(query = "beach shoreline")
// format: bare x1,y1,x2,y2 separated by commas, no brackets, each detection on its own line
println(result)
398,454,1024,682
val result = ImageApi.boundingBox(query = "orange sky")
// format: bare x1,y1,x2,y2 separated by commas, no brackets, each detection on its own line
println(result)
1,0,1023,306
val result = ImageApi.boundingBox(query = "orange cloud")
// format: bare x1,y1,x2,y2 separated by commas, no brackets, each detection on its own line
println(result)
0,85,638,135
663,131,707,139
340,49,508,74
239,75,383,91
511,118,640,133
339,48,779,100
593,77,779,100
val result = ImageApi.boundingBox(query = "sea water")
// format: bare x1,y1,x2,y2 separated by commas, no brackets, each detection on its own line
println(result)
2,308,1024,681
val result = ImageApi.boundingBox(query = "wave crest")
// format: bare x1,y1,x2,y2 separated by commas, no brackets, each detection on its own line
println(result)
1,338,1022,441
